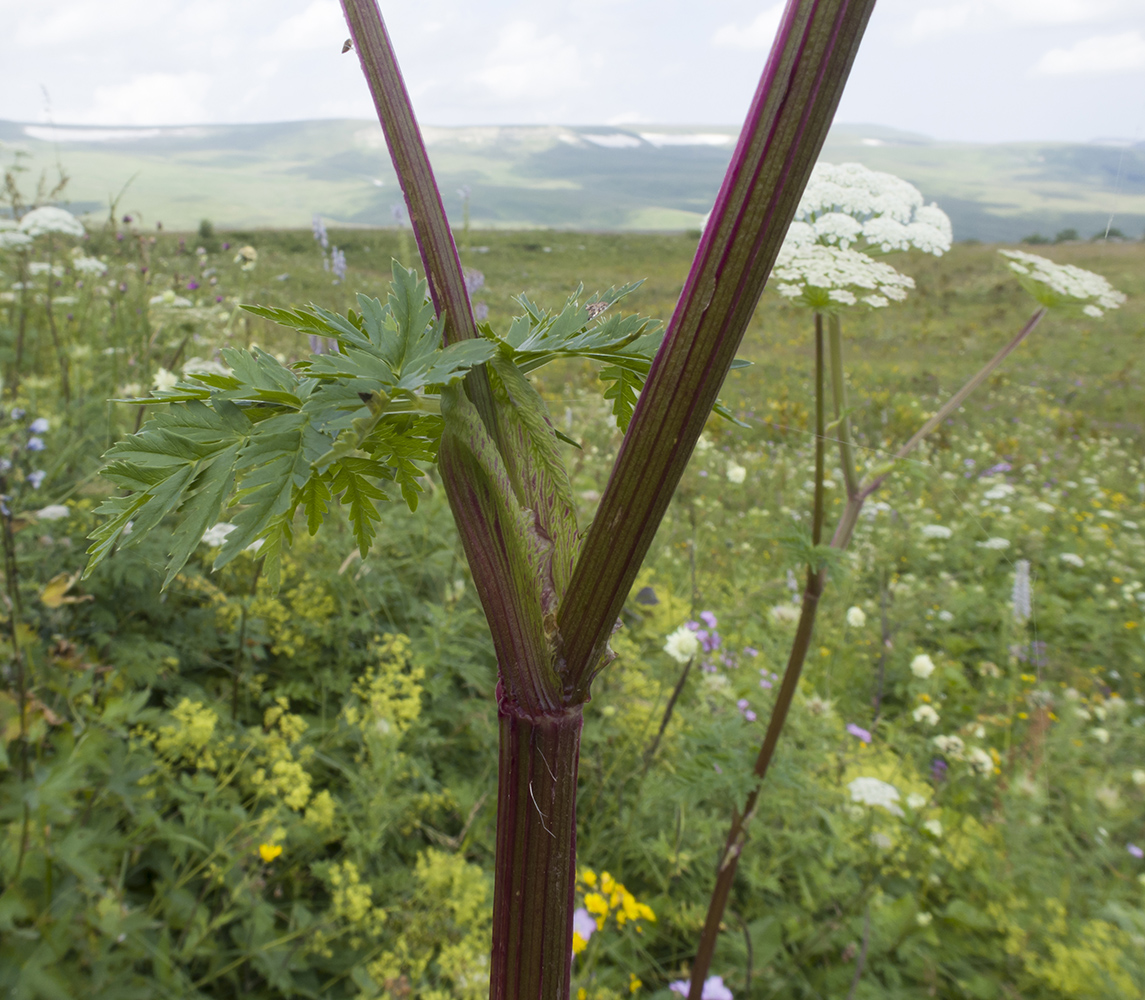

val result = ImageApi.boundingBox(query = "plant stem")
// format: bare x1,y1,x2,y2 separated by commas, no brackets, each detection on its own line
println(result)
557,0,878,696
827,312,858,497
688,314,829,999
642,657,694,775
688,307,1050,987
490,706,582,1000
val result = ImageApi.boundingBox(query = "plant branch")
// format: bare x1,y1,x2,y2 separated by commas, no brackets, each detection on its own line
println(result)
642,656,694,775
558,0,879,696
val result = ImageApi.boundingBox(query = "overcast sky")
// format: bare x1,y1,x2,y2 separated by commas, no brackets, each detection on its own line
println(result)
2,0,1143,143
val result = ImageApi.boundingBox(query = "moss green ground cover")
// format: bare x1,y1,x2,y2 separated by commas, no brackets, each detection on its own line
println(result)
1,222,1144,999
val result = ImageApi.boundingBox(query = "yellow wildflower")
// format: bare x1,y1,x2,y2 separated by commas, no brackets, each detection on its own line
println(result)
258,843,283,863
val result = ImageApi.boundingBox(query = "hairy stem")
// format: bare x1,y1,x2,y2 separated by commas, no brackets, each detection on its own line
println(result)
490,707,582,1000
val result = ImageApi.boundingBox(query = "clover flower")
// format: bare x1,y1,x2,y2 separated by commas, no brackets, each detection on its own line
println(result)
18,206,86,238
911,654,936,679
670,976,733,1000
999,250,1126,317
846,606,866,628
848,776,903,816
771,243,915,312
663,625,700,664
789,162,952,256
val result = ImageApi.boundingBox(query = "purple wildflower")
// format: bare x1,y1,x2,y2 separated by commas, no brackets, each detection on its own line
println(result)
312,214,329,250
670,976,733,1000
186,280,199,290
846,723,872,744
474,301,489,321
463,267,485,296
572,907,595,945
931,759,948,783
760,678,772,690
743,646,759,657
1129,844,1144,860
222,242,230,250
29,418,49,434
700,610,718,629
26,437,45,452
331,246,347,281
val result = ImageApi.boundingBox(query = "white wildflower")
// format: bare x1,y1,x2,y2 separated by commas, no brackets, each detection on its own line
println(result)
72,255,108,275
977,537,1010,550
967,747,993,776
769,603,801,624
152,368,179,393
920,524,952,539
916,912,934,927
36,504,70,521
1095,785,1120,810
201,523,237,547
983,484,1015,500
663,625,700,664
923,819,943,838
938,610,954,623
772,243,915,312
848,776,903,817
0,231,34,250
846,606,867,628
805,694,834,717
1092,727,1110,745
1060,553,1085,568
933,734,965,759
726,460,746,484
18,206,85,238
791,162,953,255
1034,501,1055,513
999,250,1126,317
906,793,928,810
911,654,936,679
1131,769,1145,787
913,704,940,726
183,357,232,377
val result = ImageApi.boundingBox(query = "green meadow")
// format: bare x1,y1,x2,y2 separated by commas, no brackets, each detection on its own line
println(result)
1,215,1144,999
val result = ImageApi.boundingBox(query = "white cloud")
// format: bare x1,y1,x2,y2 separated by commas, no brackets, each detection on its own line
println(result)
262,0,344,52
13,0,160,46
472,22,582,101
998,0,1109,25
712,5,784,51
901,6,971,41
77,72,212,125
1033,30,1145,75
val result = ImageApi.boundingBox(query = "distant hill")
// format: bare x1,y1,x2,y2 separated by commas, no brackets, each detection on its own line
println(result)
2,118,1142,243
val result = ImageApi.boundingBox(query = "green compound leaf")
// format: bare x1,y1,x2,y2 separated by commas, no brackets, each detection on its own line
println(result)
88,266,494,590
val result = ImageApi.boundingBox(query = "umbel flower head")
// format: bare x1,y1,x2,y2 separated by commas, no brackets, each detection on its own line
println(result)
18,206,86,238
998,250,1126,317
786,161,952,256
771,243,915,311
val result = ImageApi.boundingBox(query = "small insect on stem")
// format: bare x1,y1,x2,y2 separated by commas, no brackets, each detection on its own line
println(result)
341,38,353,53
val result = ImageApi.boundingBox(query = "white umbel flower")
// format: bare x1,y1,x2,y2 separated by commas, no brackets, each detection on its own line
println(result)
1012,559,1032,623
0,231,34,250
772,243,915,312
789,162,953,256
847,776,903,817
846,606,867,628
18,206,86,238
72,255,108,275
999,250,1126,317
36,504,70,521
920,524,952,539
663,625,700,664
725,460,746,484
911,654,936,679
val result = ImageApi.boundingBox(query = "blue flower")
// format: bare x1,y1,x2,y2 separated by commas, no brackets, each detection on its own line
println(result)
28,470,46,489
26,437,45,452
29,418,49,434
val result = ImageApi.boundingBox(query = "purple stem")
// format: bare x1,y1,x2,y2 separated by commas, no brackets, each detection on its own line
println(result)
557,0,878,699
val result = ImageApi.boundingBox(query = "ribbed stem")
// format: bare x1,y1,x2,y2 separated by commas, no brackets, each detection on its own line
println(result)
491,706,582,1000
